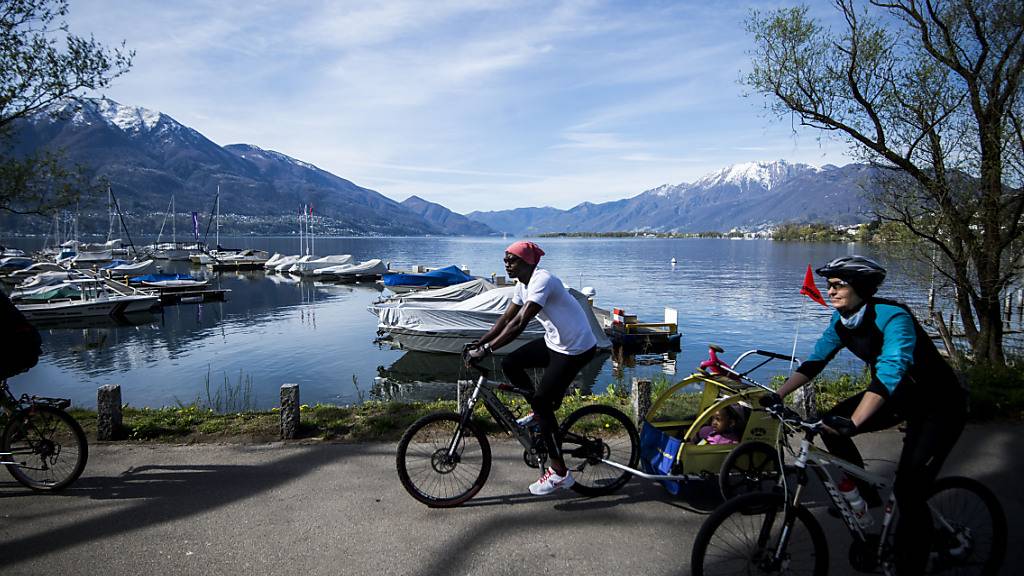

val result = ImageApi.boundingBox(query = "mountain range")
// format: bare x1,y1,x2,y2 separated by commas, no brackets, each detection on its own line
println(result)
467,161,877,235
6,97,878,237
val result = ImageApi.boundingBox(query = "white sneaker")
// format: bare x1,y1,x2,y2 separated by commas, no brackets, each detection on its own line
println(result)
516,412,535,427
529,467,575,495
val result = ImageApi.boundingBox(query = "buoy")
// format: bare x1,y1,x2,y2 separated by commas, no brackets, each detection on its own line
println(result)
670,257,677,265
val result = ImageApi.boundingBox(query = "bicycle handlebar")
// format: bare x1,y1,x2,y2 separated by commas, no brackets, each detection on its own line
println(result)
765,403,824,434
754,349,797,362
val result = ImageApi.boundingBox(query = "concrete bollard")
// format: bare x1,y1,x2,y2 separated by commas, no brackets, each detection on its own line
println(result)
280,383,300,439
97,384,122,440
631,378,652,424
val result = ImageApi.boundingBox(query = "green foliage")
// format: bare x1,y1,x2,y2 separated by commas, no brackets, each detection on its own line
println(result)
964,362,1024,421
0,0,133,215
772,223,853,242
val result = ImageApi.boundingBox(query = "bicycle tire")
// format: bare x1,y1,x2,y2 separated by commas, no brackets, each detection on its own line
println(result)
924,476,1007,575
2,405,88,491
395,412,491,508
719,440,781,500
559,404,639,497
691,491,829,576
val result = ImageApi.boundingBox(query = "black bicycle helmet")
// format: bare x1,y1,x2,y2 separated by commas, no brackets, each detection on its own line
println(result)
816,255,887,297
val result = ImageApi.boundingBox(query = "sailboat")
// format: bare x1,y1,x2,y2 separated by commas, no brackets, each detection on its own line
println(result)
147,196,199,260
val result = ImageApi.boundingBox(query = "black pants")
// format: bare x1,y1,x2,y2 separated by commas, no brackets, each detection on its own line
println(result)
501,338,596,460
823,391,966,575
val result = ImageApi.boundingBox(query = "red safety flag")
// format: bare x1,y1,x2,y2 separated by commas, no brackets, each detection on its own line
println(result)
800,264,828,307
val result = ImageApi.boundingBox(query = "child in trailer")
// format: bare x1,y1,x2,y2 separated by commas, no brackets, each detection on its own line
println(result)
695,405,743,445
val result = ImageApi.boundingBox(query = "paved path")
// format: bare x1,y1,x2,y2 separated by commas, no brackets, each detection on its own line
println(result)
1,423,1020,576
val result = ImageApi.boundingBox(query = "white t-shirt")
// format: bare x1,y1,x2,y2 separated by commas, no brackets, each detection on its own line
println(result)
512,269,597,355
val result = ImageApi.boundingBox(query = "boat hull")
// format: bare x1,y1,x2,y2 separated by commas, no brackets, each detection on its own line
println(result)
17,294,160,320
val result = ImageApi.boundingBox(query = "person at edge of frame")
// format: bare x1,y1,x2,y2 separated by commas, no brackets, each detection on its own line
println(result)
760,255,968,575
465,241,597,496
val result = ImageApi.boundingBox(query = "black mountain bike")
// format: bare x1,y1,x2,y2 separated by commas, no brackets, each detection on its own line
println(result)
396,357,640,507
0,378,88,491
691,403,1006,575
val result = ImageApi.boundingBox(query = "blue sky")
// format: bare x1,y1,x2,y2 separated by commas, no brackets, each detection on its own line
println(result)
72,0,854,213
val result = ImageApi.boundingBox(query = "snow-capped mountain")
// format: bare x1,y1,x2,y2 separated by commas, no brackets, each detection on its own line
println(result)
468,160,877,235
10,97,450,235
693,160,819,192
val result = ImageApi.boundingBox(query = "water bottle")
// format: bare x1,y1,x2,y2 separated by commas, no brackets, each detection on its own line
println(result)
838,478,874,529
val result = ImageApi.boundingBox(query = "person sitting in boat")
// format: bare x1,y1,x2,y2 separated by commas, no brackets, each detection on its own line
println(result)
466,241,598,496
694,405,743,445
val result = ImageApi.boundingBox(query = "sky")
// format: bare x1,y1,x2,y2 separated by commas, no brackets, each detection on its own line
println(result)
70,0,855,214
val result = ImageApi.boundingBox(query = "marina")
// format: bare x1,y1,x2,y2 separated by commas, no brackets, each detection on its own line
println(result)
1,235,1015,411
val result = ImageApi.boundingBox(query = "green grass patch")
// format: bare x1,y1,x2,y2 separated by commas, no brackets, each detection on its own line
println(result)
59,363,1023,444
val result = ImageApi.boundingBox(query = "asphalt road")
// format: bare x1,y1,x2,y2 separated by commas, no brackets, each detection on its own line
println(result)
1,423,1020,576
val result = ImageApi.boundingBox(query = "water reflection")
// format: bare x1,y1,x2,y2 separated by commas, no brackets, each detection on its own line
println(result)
6,236,970,409
373,349,613,402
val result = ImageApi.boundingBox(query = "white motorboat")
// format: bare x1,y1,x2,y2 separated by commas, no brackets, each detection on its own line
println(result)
71,249,114,266
263,253,289,269
13,269,85,292
374,278,496,304
274,254,312,272
15,277,160,321
208,249,270,270
5,261,66,281
102,259,158,277
313,259,387,282
368,286,611,354
288,254,354,275
0,256,34,271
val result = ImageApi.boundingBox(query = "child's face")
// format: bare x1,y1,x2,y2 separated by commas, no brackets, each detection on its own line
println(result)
711,411,733,433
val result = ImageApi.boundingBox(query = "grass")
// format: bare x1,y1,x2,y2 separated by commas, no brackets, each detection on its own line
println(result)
62,363,1021,443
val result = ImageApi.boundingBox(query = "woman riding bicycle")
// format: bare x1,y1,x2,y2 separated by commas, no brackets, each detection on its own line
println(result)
765,255,967,575
466,241,597,496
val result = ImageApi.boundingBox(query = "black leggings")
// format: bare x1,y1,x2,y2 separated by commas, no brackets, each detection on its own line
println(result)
501,338,596,460
823,391,966,575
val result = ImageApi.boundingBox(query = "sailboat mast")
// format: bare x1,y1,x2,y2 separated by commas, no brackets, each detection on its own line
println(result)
216,185,220,248
172,195,176,244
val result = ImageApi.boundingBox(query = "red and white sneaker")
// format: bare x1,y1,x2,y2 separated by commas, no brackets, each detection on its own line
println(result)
529,467,575,495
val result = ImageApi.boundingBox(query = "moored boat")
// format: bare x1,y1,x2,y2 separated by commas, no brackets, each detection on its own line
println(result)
314,259,388,282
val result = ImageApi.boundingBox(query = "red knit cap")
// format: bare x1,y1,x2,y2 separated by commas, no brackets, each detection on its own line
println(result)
506,241,545,265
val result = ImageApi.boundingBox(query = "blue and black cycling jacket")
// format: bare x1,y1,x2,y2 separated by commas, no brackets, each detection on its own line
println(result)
796,298,962,413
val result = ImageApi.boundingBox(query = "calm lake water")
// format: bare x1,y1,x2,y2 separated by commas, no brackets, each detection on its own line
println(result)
4,236,944,409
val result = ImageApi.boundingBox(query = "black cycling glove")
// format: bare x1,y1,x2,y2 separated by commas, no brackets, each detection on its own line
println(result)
758,392,782,408
823,414,857,437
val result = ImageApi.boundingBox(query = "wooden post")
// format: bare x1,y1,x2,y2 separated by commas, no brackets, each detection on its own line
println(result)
97,384,122,441
631,378,651,424
927,287,935,314
932,311,962,370
280,383,300,440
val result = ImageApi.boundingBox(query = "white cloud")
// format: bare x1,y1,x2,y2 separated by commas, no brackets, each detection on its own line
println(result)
69,0,855,215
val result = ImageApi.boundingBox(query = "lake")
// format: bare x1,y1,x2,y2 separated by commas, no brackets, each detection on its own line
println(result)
3,236,950,409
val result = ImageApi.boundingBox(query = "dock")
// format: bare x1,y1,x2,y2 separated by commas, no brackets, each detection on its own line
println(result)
605,306,681,352
151,287,231,305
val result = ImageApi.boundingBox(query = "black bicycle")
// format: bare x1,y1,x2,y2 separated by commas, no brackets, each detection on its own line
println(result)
691,403,1006,575
396,356,640,507
0,378,88,491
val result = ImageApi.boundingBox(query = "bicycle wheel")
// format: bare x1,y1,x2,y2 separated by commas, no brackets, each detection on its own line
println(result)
925,476,1007,575
559,404,639,497
2,405,88,491
719,441,781,500
395,412,491,508
691,492,829,576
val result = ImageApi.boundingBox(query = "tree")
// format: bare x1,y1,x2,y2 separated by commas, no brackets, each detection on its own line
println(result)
746,0,1024,365
0,0,132,216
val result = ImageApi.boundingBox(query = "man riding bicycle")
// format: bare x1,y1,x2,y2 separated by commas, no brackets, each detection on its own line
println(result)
466,241,597,496
764,255,967,575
